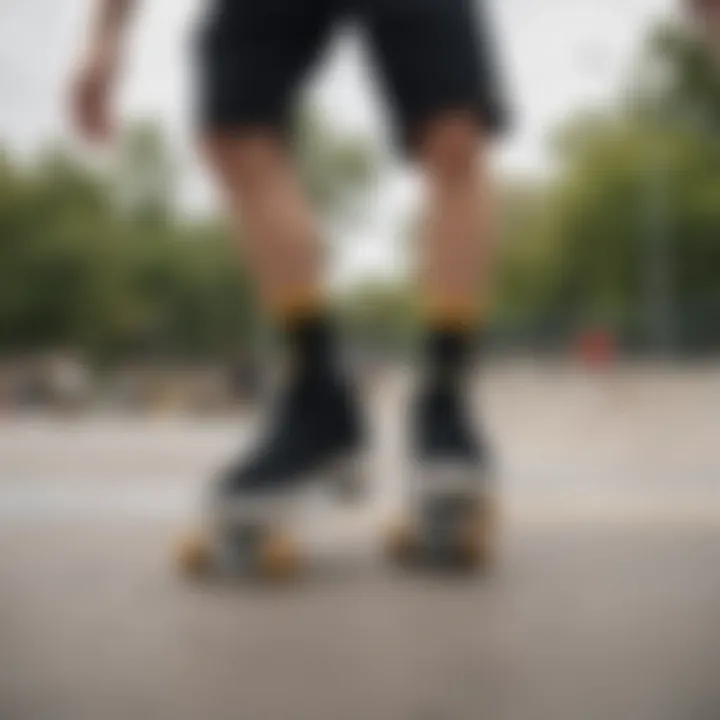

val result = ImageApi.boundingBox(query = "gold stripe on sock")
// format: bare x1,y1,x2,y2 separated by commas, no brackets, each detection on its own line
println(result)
424,297,483,332
269,288,326,324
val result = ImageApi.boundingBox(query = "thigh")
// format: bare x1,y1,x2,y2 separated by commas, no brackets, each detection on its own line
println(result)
196,0,336,135
360,0,508,151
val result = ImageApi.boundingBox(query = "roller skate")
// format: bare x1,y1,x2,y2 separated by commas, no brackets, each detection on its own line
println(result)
176,314,365,581
387,328,497,571
177,372,364,580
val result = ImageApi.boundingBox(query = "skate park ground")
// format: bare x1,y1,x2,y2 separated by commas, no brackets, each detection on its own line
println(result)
1,363,720,720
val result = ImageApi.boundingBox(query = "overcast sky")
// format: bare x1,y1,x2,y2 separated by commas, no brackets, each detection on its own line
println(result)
0,0,675,282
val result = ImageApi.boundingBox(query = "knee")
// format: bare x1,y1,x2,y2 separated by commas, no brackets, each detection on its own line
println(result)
419,115,486,188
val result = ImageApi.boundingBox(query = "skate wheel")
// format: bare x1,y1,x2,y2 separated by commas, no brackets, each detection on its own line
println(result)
457,500,497,570
385,518,418,564
257,533,301,580
175,530,212,577
386,498,498,571
456,521,490,569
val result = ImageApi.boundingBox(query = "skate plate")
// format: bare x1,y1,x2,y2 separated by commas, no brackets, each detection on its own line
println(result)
175,523,301,581
387,462,498,571
175,452,367,581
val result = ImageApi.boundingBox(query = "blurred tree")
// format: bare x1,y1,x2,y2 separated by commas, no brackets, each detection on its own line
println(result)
293,106,378,223
493,23,720,353
2,26,718,364
0,127,252,364
115,122,175,222
0,109,379,365
339,279,417,354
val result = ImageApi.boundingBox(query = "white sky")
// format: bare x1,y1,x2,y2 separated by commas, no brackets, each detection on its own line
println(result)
0,0,674,283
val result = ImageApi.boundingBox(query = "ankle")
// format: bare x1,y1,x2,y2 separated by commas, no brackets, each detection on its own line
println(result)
270,293,339,380
422,326,478,389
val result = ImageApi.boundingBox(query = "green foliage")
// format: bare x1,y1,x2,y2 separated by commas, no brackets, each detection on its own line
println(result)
338,280,418,353
1,24,718,360
0,110,379,364
293,106,379,225
0,126,254,364
646,23,720,132
495,24,720,351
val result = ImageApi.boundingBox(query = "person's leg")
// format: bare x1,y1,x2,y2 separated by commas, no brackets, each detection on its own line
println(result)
203,132,323,315
364,0,505,566
363,0,504,408
413,113,493,457
178,1,363,577
396,124,498,565
196,0,334,316
417,113,493,398
202,131,361,491
419,114,493,324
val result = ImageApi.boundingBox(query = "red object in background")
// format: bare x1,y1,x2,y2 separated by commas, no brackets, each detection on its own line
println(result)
576,329,617,369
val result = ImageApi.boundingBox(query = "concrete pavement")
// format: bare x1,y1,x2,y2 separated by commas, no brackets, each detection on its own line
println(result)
1,364,719,720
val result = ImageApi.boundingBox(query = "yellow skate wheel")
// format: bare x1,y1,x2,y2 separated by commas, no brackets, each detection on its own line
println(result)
385,518,418,564
175,530,212,577
258,533,301,580
457,500,497,569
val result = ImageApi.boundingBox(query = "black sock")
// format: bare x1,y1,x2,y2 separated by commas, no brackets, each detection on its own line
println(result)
281,311,361,445
282,312,338,383
423,326,479,395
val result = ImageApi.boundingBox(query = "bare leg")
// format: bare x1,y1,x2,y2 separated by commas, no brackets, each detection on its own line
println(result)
417,113,493,324
203,131,324,313
186,131,363,579
386,114,496,570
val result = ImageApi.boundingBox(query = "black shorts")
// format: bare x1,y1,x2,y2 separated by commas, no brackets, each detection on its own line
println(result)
196,0,508,150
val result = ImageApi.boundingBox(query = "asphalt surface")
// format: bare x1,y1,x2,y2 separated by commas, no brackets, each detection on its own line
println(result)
1,364,719,720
